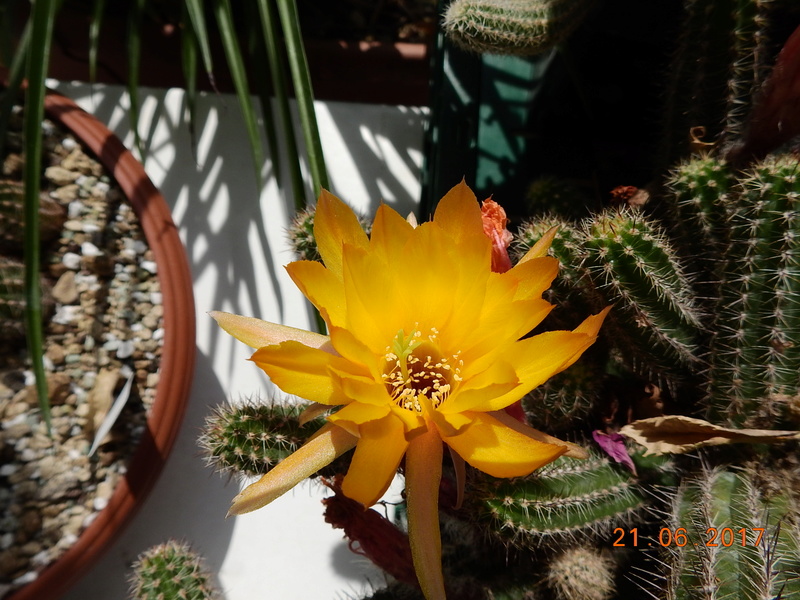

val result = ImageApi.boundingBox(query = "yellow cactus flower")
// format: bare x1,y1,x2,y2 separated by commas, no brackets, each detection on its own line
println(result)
211,181,609,600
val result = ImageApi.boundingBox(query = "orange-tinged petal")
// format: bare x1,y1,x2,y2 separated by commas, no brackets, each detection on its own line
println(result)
299,402,330,425
488,410,588,459
370,202,415,263
517,225,557,262
315,189,370,278
285,260,346,327
506,255,560,301
405,426,446,600
342,415,409,507
210,311,333,352
443,411,567,477
228,423,357,515
251,341,353,405
433,180,483,247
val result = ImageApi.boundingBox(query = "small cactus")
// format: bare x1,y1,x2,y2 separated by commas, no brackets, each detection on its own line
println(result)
545,546,616,600
287,203,371,263
443,0,596,56
198,398,326,477
129,540,219,600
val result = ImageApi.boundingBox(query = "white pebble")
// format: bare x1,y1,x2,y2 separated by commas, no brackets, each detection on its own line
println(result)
140,260,158,274
133,240,148,254
68,200,85,219
81,241,102,257
116,340,135,359
0,464,18,477
93,496,109,511
61,137,77,151
0,532,13,549
150,292,163,304
53,305,82,325
94,181,110,194
152,328,165,341
62,252,81,270
13,571,38,586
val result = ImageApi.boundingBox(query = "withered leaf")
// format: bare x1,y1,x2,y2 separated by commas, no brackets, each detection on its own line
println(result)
619,415,800,455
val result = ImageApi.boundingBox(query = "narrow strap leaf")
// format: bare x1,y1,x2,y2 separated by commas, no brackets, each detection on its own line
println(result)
88,0,105,84
126,0,146,160
180,2,199,154
275,0,329,195
24,0,60,434
183,0,216,88
213,0,265,190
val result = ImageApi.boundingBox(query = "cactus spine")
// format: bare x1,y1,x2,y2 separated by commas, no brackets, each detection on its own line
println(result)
129,541,220,600
198,399,325,477
442,0,596,56
644,466,800,600
705,154,800,427
545,546,616,600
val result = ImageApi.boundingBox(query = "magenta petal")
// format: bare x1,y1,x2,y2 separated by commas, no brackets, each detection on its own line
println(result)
592,430,637,476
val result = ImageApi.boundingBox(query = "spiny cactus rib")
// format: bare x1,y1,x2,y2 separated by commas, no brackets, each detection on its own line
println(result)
642,466,800,600
581,209,704,386
706,154,800,427
198,399,325,477
466,448,662,547
129,541,220,600
443,0,596,56
663,156,735,274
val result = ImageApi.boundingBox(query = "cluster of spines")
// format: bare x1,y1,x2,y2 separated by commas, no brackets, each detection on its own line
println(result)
465,447,659,547
442,0,596,56
705,154,800,427
638,466,800,599
197,399,325,477
128,541,220,600
662,155,735,288
545,546,617,600
287,203,371,263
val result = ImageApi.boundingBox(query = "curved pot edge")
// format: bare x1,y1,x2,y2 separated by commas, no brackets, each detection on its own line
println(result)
7,91,196,600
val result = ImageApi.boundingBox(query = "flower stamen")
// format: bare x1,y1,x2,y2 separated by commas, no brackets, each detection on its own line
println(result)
383,329,461,413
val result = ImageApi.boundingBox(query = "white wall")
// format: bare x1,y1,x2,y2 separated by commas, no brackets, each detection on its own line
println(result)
51,81,428,600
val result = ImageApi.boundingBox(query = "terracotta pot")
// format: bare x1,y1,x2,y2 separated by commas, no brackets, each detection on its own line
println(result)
7,92,196,600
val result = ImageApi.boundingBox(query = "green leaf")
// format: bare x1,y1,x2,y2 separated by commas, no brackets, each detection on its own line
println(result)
24,0,59,434
126,0,146,160
183,0,215,88
88,0,105,84
212,0,265,189
180,2,200,153
275,0,329,195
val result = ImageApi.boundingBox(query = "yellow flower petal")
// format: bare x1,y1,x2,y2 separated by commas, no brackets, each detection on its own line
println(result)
285,260,346,327
315,189,370,278
328,401,391,433
341,415,409,507
517,225,557,262
210,311,332,352
443,411,567,477
506,255,560,301
405,426,446,600
228,423,358,515
251,341,355,405
432,180,484,248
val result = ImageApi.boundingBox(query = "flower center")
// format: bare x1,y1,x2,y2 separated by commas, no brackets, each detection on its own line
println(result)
382,328,462,413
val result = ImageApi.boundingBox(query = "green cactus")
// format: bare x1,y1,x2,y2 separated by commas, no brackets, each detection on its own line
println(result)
442,0,596,56
636,466,800,600
581,209,704,388
705,154,800,427
198,399,326,477
465,447,668,548
545,546,617,600
129,541,220,600
523,359,605,433
662,155,735,276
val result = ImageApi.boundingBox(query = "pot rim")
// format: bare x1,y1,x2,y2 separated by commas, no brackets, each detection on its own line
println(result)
7,90,196,600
